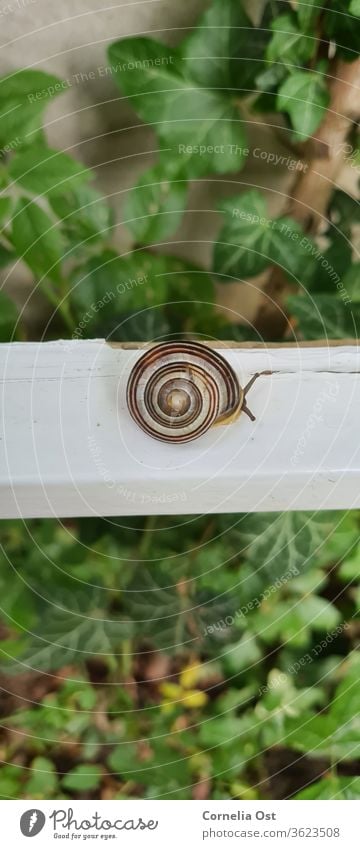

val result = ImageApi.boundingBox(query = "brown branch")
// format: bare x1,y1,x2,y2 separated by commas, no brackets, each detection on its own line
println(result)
254,57,360,337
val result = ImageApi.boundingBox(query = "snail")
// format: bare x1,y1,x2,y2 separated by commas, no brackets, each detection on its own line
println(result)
126,341,261,444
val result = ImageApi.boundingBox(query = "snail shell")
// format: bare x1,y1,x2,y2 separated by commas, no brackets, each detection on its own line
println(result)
126,341,248,444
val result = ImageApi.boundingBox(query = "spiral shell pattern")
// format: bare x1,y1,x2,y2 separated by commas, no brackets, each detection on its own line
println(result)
126,341,242,443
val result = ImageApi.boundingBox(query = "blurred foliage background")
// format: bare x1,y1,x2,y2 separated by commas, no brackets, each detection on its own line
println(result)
0,0,360,800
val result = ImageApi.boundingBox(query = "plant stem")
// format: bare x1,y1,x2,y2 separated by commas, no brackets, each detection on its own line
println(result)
138,515,158,559
40,281,75,333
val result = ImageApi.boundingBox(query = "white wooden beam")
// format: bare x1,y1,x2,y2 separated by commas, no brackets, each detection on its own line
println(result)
0,340,359,518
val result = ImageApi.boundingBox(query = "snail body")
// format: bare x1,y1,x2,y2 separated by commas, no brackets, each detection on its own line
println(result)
126,341,259,444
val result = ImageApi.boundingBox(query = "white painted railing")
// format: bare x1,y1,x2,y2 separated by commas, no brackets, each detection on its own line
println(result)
0,340,359,518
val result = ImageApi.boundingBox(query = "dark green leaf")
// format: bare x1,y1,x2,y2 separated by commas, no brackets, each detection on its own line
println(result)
241,511,338,581
277,71,329,140
275,655,360,760
124,164,188,244
49,184,113,247
0,765,22,800
328,190,360,236
126,559,238,650
182,0,269,93
11,198,64,283
108,38,248,178
296,0,322,31
0,70,67,104
109,740,190,796
330,654,360,725
161,255,215,329
70,249,169,333
223,633,261,675
13,589,133,672
62,764,102,792
287,293,359,338
324,0,360,61
0,290,18,341
26,757,58,798
199,714,256,750
0,99,44,150
113,309,170,342
338,548,360,582
267,14,314,67
343,264,360,303
0,243,15,270
214,190,271,279
296,776,360,800
0,70,68,148
301,236,352,294
254,63,287,110
108,743,139,776
9,146,92,197
0,196,11,224
213,190,314,281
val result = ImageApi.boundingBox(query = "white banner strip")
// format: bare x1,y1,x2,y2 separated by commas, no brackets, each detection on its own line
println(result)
2,799,358,848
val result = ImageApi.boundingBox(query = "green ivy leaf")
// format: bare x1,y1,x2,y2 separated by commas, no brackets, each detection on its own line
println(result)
214,190,270,278
343,264,360,303
108,740,190,796
11,198,64,283
107,743,139,777
296,0,322,31
223,633,261,675
324,0,360,61
13,589,133,672
0,70,68,148
267,14,314,67
277,71,329,140
350,0,360,14
0,70,67,104
254,64,287,112
0,290,18,341
108,38,248,178
114,309,170,343
213,190,315,281
182,0,269,92
259,670,324,718
296,776,360,800
162,255,215,331
301,236,352,294
0,99,44,151
199,714,257,751
126,559,238,649
338,547,360,582
275,655,360,761
0,765,22,800
70,249,169,333
295,595,341,631
287,293,359,338
328,190,360,236
330,654,360,725
62,764,102,792
9,146,92,197
26,757,58,798
286,714,360,762
124,164,188,244
49,184,113,247
237,511,339,582
0,242,15,269
0,197,12,225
